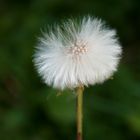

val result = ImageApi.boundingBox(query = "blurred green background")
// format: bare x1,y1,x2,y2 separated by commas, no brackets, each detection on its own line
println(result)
0,0,140,140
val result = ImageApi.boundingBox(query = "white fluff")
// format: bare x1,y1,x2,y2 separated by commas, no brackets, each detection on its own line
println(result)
33,16,122,90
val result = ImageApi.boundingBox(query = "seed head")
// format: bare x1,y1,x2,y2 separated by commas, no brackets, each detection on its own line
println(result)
33,16,122,90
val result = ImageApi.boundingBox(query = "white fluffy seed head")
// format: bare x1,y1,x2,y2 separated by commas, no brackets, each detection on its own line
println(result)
33,16,122,90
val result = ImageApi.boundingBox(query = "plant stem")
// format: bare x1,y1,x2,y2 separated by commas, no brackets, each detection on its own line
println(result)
76,86,84,140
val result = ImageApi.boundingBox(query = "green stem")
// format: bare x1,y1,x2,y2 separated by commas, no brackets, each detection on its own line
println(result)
76,86,84,140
